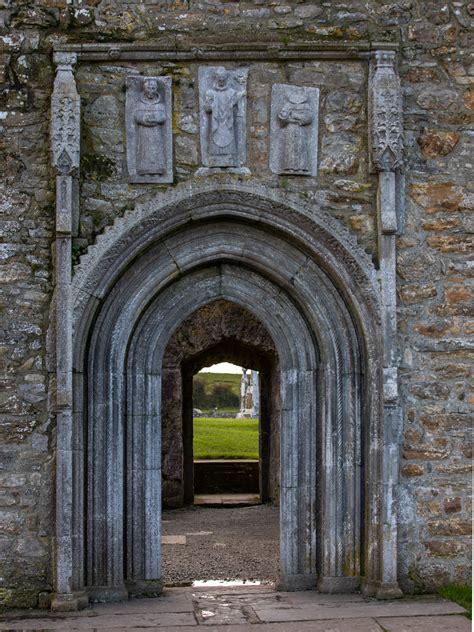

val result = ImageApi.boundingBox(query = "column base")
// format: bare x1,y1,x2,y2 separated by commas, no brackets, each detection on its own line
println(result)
87,585,129,603
376,582,403,599
127,579,163,598
361,579,403,599
277,573,317,592
51,591,89,612
317,576,360,593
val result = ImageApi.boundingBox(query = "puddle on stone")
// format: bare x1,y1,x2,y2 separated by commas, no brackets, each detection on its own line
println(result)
192,579,263,587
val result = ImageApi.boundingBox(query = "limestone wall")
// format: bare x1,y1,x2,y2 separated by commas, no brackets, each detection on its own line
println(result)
0,0,472,607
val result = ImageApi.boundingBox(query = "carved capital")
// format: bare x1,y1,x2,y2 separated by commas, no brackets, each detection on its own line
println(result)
53,51,78,71
51,53,80,175
369,50,403,172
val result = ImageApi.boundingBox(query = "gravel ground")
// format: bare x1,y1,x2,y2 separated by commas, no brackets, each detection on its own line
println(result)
162,504,280,586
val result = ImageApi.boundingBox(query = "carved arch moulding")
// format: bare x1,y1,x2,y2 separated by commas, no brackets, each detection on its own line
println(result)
50,43,403,611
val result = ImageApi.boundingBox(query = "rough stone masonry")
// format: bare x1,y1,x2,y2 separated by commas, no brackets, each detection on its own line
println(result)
0,0,472,610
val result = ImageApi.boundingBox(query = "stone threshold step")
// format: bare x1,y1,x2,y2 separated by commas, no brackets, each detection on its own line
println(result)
193,494,261,506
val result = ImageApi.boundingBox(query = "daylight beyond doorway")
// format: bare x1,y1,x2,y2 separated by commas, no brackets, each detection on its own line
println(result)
193,364,260,503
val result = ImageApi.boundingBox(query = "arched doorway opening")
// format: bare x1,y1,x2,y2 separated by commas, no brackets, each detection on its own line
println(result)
161,299,279,508
60,185,400,608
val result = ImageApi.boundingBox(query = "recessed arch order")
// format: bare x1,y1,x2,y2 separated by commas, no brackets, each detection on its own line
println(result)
67,182,399,603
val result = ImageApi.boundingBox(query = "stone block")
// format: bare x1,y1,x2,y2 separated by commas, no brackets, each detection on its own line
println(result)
399,283,437,304
424,539,467,557
417,129,460,158
409,182,463,213
401,464,425,477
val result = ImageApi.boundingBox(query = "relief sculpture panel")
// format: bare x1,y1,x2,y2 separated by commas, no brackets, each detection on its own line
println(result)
126,76,173,183
270,84,319,177
198,66,249,174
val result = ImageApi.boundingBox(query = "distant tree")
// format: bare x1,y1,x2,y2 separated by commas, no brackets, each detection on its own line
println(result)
212,383,239,408
193,380,209,408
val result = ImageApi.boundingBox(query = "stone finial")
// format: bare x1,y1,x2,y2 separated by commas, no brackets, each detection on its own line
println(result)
51,52,80,175
53,51,78,70
369,50,403,172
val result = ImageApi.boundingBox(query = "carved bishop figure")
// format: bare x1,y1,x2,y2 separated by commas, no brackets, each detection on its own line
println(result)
198,66,249,173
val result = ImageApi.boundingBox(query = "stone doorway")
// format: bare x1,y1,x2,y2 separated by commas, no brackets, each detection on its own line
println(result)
161,300,279,509
55,185,401,610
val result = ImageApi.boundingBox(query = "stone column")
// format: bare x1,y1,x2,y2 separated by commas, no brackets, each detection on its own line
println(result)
50,52,86,611
251,370,259,417
368,49,403,599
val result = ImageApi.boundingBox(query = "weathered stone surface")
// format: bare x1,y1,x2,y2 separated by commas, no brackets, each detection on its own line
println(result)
424,540,468,558
417,129,460,158
409,182,464,213
399,283,437,304
401,464,425,477
427,235,474,253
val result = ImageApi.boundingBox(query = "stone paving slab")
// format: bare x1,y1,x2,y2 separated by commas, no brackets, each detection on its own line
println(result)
376,615,471,632
0,611,197,629
162,535,187,544
254,598,466,623
92,589,195,614
0,588,467,631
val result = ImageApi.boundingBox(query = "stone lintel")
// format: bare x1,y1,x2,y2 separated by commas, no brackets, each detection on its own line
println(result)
52,41,399,63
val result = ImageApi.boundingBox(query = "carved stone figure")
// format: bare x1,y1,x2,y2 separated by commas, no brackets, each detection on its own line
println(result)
126,76,173,183
270,84,319,177
198,66,249,174
237,368,259,418
135,78,166,175
279,91,313,173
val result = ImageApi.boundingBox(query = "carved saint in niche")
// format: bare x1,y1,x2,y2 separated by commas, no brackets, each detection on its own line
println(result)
269,83,320,177
134,78,166,175
204,67,244,167
126,75,172,183
278,91,313,174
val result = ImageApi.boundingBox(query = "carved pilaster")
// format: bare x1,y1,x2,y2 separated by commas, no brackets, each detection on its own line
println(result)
370,49,403,600
369,50,403,174
51,52,80,176
51,51,85,611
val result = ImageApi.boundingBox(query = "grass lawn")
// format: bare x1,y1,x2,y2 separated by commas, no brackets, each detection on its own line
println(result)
193,417,258,459
438,584,472,619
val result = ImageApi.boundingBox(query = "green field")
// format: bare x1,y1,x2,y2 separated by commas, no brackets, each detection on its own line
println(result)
194,372,241,393
193,417,259,459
